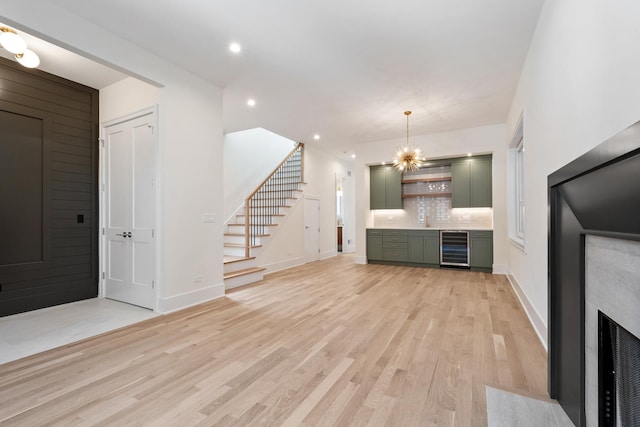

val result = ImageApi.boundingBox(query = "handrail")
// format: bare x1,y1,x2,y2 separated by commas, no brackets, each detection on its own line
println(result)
244,143,304,257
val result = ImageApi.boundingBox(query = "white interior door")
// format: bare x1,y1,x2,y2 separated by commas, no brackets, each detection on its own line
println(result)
104,111,156,309
304,197,320,262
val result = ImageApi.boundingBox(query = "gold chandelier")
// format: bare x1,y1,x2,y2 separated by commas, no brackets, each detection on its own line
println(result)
393,111,423,172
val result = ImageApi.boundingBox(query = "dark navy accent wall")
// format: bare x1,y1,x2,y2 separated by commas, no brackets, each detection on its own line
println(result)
0,57,99,317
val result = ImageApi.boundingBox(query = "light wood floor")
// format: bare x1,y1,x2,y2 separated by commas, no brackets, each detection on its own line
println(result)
0,255,547,426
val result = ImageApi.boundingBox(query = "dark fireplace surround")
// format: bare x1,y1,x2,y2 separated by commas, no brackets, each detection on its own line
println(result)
549,121,640,426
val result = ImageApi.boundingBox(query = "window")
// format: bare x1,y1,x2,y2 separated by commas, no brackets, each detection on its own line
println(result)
515,139,525,239
509,115,525,250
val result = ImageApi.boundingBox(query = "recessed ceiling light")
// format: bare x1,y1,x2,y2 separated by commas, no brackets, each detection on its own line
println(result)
313,134,320,140
229,42,242,54
247,99,256,107
467,152,472,157
351,154,356,159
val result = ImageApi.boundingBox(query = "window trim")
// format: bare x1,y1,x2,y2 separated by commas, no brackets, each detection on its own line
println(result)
508,114,526,252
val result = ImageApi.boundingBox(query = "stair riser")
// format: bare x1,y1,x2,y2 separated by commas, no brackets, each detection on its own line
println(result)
229,224,274,234
224,245,263,257
245,207,287,215
235,215,284,226
248,201,295,209
227,226,276,235
224,258,257,274
223,246,246,257
225,271,265,290
224,235,263,246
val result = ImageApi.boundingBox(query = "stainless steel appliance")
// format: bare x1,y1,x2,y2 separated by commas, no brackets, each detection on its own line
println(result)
440,230,469,267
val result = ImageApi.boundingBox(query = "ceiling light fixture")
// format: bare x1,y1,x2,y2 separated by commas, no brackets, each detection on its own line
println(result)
247,99,256,107
392,111,424,172
313,134,320,140
0,27,40,68
229,42,242,54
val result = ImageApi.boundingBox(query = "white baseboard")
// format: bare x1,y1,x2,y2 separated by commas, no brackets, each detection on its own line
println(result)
263,256,307,275
320,249,337,260
157,282,225,314
505,267,548,351
492,264,508,275
354,255,367,265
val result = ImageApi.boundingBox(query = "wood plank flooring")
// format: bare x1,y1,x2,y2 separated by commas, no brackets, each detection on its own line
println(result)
0,255,547,426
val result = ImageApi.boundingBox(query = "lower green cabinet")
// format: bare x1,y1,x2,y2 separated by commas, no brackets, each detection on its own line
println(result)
407,230,439,265
382,230,407,262
368,228,491,272
469,230,493,271
367,230,383,261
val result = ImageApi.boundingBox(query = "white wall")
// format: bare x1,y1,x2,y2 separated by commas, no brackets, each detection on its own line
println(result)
100,77,159,122
1,3,226,313
259,143,354,273
505,0,640,348
354,124,508,270
223,128,296,221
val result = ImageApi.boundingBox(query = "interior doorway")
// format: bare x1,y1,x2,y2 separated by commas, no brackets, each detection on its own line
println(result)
102,107,157,310
336,174,345,253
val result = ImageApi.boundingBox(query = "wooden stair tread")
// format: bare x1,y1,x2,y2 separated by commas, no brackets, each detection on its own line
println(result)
223,256,256,264
224,267,266,280
236,213,285,217
227,223,278,227
224,243,263,248
257,189,303,193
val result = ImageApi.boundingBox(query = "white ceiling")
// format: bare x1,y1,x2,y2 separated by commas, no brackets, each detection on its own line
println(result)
7,0,543,155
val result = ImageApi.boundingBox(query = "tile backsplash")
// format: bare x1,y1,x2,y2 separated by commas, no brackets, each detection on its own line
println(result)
372,198,492,229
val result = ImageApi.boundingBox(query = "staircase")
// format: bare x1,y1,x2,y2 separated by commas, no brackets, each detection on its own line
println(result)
223,143,305,290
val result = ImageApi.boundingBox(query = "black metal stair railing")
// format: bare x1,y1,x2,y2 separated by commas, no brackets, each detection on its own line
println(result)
244,143,304,257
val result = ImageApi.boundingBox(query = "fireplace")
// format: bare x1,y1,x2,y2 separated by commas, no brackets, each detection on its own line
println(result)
598,311,640,427
549,121,640,426
585,234,640,426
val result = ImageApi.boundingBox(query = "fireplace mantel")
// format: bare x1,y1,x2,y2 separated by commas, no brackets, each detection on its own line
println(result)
548,121,640,426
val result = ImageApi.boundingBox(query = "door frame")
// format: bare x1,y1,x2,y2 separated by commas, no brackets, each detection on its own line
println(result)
99,106,160,311
304,195,321,263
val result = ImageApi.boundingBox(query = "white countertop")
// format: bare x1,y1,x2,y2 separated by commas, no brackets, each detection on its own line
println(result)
367,227,493,231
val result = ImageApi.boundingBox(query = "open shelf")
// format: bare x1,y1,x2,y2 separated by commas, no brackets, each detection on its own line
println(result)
401,192,452,198
401,177,451,184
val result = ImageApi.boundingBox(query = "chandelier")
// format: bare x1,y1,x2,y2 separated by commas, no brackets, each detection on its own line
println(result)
0,26,40,68
393,111,423,172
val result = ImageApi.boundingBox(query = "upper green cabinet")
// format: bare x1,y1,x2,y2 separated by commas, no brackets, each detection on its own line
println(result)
451,155,492,208
370,165,402,209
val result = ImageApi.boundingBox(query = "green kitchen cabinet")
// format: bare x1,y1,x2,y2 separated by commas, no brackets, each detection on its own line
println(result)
382,229,408,262
366,229,383,261
469,230,493,272
370,165,402,209
451,155,492,208
407,230,440,265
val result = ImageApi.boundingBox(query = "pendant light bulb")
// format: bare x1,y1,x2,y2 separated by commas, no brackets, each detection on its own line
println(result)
0,28,27,54
16,49,40,68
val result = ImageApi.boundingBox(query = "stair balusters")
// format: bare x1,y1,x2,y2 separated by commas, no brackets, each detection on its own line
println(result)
244,143,304,257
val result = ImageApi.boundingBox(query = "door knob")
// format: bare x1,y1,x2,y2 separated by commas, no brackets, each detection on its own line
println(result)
125,232,132,238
